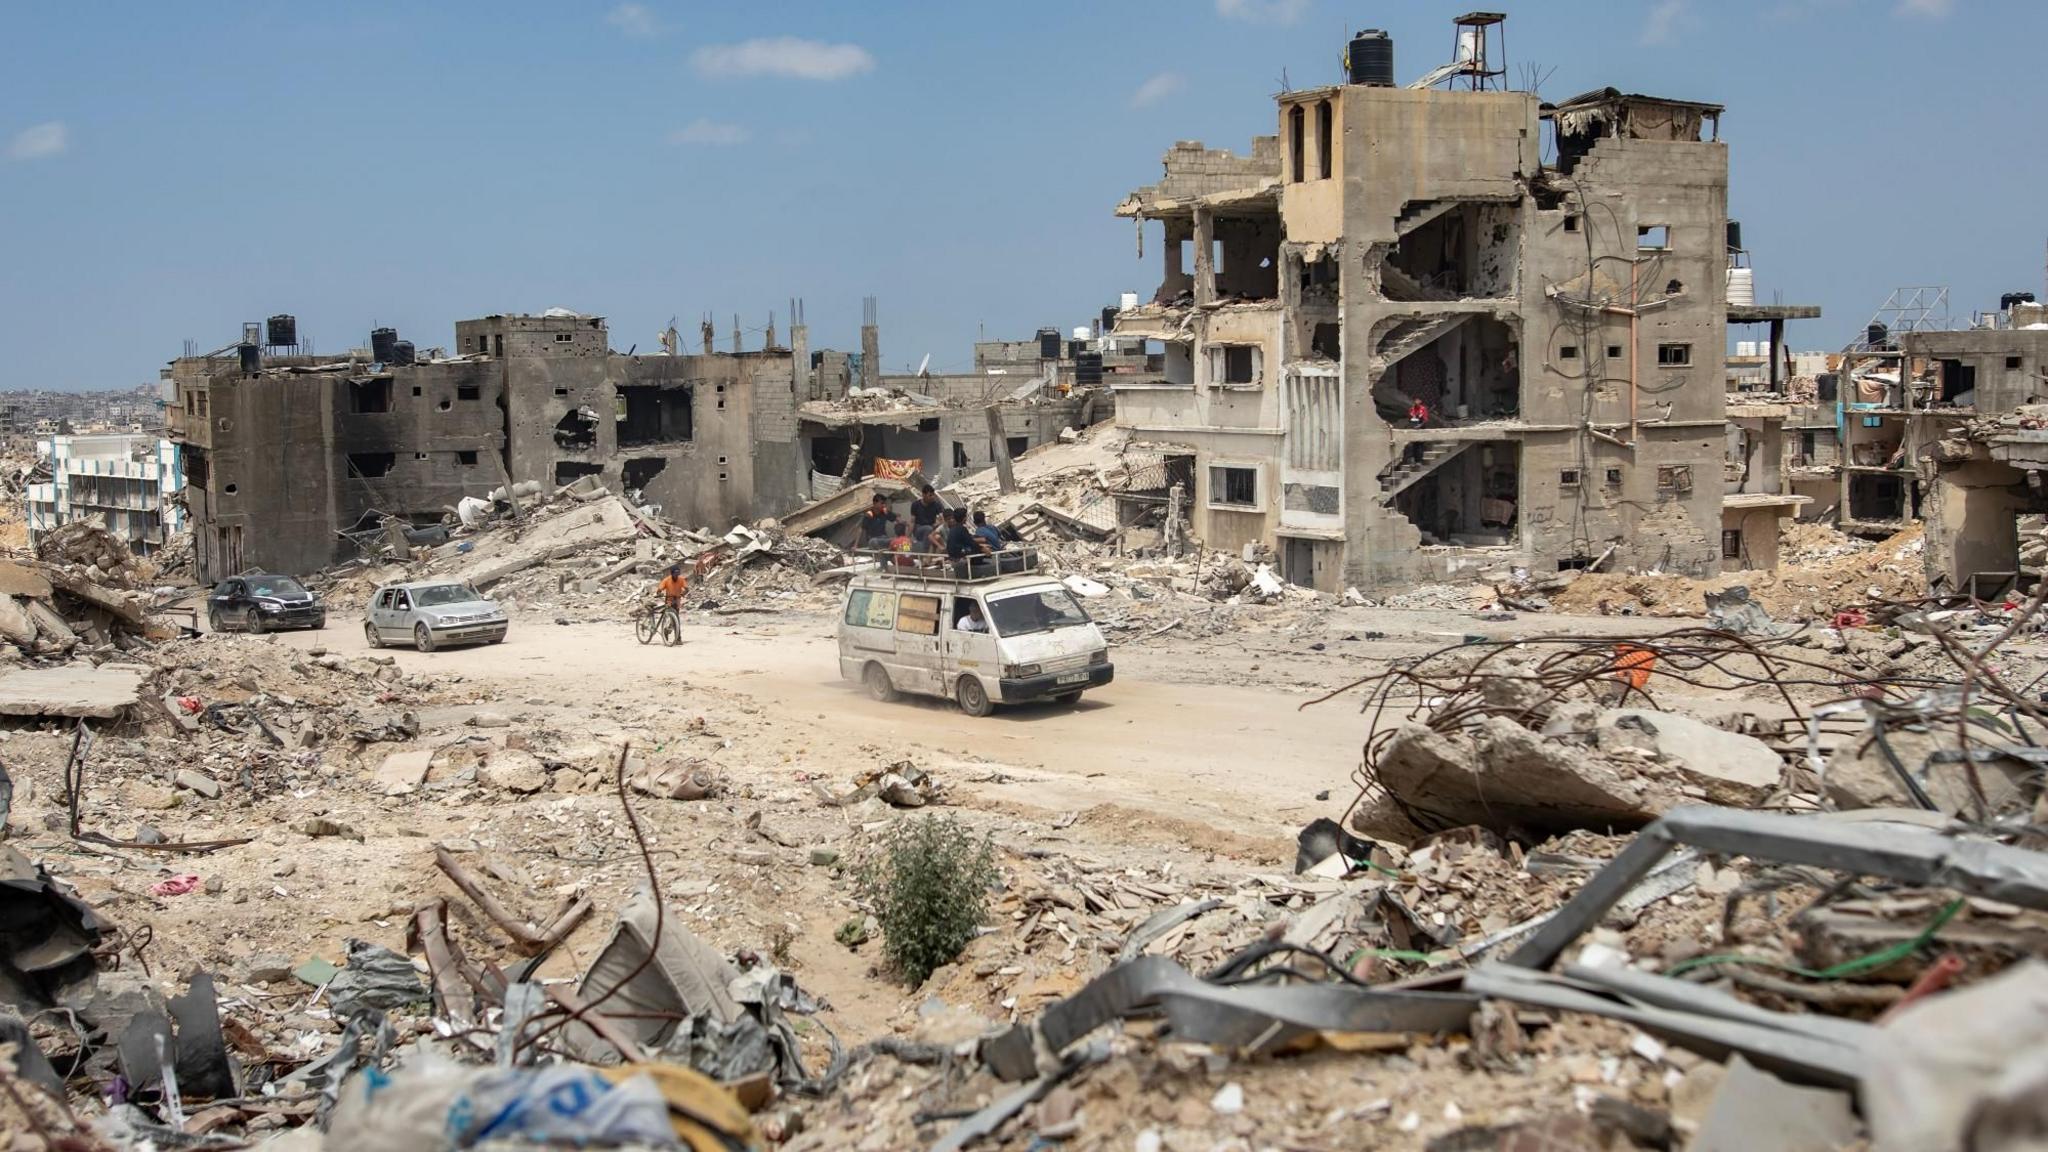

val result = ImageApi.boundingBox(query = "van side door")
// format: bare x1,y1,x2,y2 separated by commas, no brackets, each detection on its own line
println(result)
893,592,945,696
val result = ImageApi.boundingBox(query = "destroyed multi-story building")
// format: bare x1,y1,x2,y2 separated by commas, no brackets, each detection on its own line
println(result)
1862,295,2048,595
166,307,1099,583
23,433,185,555
1110,17,1783,592
168,311,818,583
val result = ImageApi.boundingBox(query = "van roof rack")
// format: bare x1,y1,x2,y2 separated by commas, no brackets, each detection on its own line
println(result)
852,547,1043,586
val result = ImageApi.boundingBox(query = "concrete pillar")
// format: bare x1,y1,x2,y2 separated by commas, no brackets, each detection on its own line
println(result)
1192,207,1216,307
791,323,811,400
1163,221,1191,299
860,324,880,391
1768,318,1784,391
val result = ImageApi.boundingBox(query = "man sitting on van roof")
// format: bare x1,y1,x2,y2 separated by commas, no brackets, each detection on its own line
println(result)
859,495,893,549
971,510,1004,554
944,508,988,561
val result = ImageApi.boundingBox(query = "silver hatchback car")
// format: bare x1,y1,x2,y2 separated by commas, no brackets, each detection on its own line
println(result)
363,580,508,652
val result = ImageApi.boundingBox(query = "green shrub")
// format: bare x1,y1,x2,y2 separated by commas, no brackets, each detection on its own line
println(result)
855,814,997,986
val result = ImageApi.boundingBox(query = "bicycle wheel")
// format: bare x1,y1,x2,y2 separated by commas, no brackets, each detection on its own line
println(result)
661,607,682,646
635,611,656,645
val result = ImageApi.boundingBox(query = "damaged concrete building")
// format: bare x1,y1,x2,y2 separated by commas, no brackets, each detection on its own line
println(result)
1889,297,2048,595
1111,18,1754,593
168,311,816,583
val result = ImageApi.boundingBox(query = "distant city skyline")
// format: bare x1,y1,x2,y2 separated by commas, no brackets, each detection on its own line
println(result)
2,1,2040,390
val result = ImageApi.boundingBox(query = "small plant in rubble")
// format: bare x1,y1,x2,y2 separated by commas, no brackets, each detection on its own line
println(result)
855,813,997,986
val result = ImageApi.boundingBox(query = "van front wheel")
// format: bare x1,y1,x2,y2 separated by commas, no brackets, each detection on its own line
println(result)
864,663,899,703
956,676,994,718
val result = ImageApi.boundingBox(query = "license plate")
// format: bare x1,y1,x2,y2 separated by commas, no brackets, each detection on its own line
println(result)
1056,672,1089,685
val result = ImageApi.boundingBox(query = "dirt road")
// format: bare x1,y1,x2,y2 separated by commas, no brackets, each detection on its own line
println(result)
272,614,1367,848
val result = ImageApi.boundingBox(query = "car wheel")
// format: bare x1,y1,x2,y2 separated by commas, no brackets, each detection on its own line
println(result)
247,613,265,636
414,623,436,653
487,635,505,644
956,675,994,718
363,622,381,649
207,608,224,633
864,663,898,703
1054,690,1083,705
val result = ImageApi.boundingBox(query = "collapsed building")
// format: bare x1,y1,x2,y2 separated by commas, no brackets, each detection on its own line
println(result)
1110,16,1787,593
167,308,1099,583
1882,297,2048,595
23,432,185,557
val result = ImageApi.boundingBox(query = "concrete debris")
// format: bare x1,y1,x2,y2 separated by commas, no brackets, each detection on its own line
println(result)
0,663,147,719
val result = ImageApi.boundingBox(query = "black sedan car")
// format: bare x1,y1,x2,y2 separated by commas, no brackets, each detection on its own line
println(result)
207,573,326,634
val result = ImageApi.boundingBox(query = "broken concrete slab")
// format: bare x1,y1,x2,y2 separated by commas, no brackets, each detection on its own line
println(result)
0,562,52,601
175,769,221,799
1376,716,1677,838
372,748,434,796
22,600,76,647
1595,708,1783,805
1864,960,2048,1152
0,597,35,648
0,663,146,719
1692,1055,1859,1152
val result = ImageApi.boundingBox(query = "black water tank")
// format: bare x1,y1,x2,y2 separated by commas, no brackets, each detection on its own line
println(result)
1100,306,1118,333
238,343,261,374
1075,353,1104,388
1817,373,1838,403
1037,327,1061,360
1347,30,1393,87
266,313,297,347
1867,322,1889,348
370,327,398,363
1725,221,1743,253
390,340,416,366
2002,291,2037,312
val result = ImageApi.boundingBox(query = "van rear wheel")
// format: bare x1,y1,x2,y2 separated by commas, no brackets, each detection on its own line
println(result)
864,663,899,703
956,675,994,718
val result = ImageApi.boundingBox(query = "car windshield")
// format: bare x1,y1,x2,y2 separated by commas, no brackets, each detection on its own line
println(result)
986,589,1090,637
247,576,307,598
411,584,481,608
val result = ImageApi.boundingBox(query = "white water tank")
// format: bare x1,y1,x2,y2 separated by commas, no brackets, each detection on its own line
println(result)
1119,291,1140,312
1727,267,1756,306
1072,326,1093,341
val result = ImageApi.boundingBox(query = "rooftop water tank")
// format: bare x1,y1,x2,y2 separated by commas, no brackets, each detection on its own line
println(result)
1347,30,1393,87
266,313,297,347
370,327,398,363
1726,267,1755,307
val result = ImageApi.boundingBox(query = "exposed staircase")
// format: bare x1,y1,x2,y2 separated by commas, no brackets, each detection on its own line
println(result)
1372,313,1474,376
1378,440,1472,503
1394,199,1460,238
1378,260,1461,303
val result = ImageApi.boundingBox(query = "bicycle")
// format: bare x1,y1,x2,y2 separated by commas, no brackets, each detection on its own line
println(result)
634,600,683,646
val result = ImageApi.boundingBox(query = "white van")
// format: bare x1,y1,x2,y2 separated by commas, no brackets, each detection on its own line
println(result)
837,550,1113,717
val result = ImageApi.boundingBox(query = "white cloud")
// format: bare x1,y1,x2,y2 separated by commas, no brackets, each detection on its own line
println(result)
1641,0,1687,44
690,37,875,82
1215,0,1310,25
668,118,749,146
1130,72,1184,109
1896,0,1953,16
6,121,67,162
605,3,660,38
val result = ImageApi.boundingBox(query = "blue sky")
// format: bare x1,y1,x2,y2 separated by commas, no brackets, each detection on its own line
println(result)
1,0,2038,389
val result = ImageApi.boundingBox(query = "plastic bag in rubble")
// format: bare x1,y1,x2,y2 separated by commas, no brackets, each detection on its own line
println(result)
327,939,430,1019
456,497,492,529
328,1053,682,1150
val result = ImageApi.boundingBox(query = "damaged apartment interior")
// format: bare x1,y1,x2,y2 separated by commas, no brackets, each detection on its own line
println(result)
13,7,2048,1152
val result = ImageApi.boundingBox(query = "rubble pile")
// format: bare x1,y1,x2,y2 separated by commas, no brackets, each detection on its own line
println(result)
1548,523,1928,621
315,478,852,622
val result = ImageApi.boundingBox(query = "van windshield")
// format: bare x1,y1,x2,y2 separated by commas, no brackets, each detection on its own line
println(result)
986,589,1089,637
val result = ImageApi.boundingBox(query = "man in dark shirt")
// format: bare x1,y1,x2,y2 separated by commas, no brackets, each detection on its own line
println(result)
910,485,945,535
971,510,1004,554
858,496,893,548
943,508,987,561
